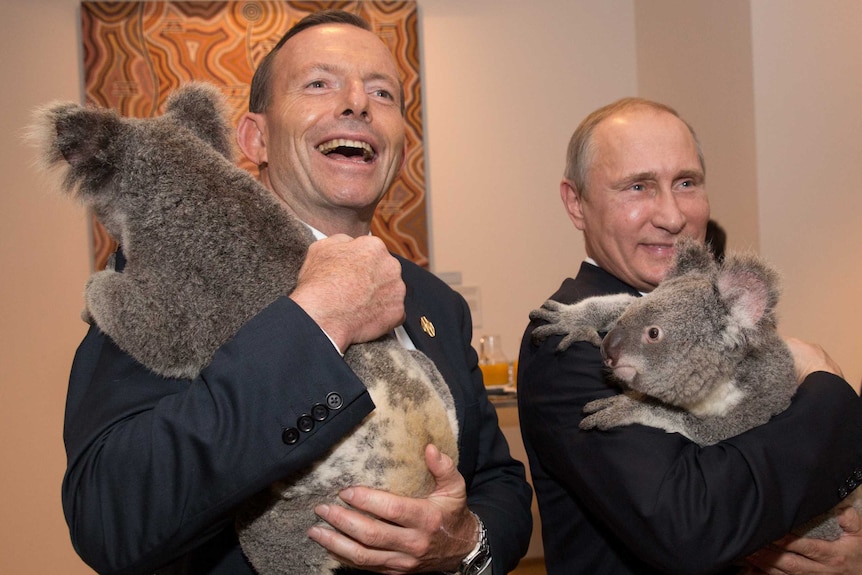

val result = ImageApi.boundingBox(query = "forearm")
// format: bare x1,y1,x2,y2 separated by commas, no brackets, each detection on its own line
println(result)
466,401,533,575
458,310,532,574
62,297,374,574
521,335,862,573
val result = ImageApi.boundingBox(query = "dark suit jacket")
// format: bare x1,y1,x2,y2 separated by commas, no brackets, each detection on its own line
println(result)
62,256,532,575
518,262,862,575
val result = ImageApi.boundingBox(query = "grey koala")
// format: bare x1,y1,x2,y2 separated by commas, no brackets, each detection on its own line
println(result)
530,236,859,540
30,82,458,575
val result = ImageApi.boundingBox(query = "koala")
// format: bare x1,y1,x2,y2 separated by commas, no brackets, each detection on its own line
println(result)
30,82,459,575
530,236,860,541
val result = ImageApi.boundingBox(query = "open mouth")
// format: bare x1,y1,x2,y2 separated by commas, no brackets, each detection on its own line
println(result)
316,138,375,162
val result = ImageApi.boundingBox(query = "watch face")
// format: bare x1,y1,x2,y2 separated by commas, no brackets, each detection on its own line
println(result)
464,546,491,575
460,512,491,575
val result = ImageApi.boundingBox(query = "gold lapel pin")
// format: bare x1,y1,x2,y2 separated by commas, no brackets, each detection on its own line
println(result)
420,316,436,337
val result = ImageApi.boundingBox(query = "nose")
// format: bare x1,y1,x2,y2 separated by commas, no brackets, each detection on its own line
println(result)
652,188,686,234
601,328,622,367
340,79,370,122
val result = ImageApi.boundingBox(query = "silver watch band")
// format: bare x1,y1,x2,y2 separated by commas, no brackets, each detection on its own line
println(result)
447,511,492,575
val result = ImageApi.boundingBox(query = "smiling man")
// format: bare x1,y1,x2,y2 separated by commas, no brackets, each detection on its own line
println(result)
238,14,406,241
518,98,862,574
61,10,531,575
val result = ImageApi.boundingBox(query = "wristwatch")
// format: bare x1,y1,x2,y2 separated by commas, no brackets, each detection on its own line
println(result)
447,512,492,575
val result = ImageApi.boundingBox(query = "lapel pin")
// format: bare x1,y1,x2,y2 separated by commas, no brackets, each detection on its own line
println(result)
420,316,436,337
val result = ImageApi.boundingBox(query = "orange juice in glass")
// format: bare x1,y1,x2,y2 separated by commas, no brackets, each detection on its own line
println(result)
478,334,509,387
479,362,510,386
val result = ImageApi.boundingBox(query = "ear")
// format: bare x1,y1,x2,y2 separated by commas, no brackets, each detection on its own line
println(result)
716,253,781,330
236,111,268,167
561,179,586,231
32,103,121,198
666,236,715,279
51,106,113,167
164,82,234,160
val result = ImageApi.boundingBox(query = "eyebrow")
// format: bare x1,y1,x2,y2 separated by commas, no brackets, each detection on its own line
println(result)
307,63,400,87
676,169,705,181
619,169,704,185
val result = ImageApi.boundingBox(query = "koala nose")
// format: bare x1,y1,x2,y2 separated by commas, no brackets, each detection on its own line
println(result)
602,329,622,367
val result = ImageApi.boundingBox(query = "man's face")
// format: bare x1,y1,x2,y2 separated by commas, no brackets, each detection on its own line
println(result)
254,24,406,234
564,108,710,292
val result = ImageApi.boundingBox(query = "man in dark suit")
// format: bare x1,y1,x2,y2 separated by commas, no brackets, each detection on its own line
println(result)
62,11,531,575
518,97,862,574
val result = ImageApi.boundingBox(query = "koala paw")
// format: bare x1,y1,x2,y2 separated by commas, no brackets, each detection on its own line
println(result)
580,394,642,431
529,300,603,351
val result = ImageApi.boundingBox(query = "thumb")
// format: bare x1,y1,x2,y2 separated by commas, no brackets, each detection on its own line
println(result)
838,505,862,535
425,444,462,495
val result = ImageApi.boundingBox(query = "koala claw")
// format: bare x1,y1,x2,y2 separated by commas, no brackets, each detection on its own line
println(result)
580,395,639,431
528,300,565,325
557,330,602,351
529,300,602,350
582,396,616,415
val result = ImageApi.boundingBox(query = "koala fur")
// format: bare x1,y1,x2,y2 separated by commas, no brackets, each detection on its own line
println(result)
530,236,860,541
31,82,459,574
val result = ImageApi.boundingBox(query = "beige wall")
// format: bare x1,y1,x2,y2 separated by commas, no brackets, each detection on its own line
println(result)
2,0,860,573
750,0,862,392
420,0,636,366
1,0,93,573
635,0,760,252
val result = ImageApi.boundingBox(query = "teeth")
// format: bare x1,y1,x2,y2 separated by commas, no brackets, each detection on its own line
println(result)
317,138,374,161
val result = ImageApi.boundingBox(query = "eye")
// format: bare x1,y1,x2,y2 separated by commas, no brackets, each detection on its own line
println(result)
631,183,645,192
645,326,663,342
372,88,394,100
307,80,326,89
675,174,704,191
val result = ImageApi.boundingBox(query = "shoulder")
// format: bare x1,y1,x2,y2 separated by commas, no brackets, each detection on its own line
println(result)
553,262,640,304
397,256,449,288
397,256,465,305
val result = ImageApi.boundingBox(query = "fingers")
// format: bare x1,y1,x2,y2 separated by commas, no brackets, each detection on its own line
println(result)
307,516,417,575
744,546,792,575
290,235,405,350
746,518,862,575
783,337,845,383
309,495,427,575
312,500,409,550
837,505,862,534
307,444,475,574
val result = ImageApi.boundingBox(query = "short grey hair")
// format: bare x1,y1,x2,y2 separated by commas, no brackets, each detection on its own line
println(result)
564,97,705,196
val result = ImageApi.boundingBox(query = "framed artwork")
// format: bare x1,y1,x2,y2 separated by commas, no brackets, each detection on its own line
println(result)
81,1,428,269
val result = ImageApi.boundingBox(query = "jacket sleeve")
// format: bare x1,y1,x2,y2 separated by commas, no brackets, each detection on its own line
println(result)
518,329,862,575
62,296,375,575
450,295,534,575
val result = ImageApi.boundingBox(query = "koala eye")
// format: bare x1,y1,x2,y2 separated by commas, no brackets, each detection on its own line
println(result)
645,326,663,342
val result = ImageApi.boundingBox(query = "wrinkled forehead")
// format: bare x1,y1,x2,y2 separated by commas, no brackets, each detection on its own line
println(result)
275,23,401,85
592,110,701,174
601,109,695,152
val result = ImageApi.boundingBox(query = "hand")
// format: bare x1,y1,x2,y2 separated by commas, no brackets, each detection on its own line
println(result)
307,444,477,574
744,506,862,574
290,235,406,352
783,337,845,384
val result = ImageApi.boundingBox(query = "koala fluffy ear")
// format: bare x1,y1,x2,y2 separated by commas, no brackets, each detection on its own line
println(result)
29,102,122,199
164,82,234,161
666,236,715,280
716,253,781,331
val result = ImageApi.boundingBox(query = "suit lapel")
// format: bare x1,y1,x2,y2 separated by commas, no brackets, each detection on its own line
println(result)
402,285,468,426
402,290,448,368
